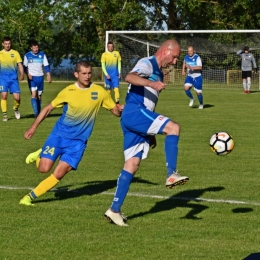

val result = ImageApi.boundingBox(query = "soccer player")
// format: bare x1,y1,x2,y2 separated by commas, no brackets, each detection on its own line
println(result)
237,46,257,94
0,36,24,121
19,60,123,206
104,39,189,227
23,40,52,117
182,46,203,109
101,41,121,104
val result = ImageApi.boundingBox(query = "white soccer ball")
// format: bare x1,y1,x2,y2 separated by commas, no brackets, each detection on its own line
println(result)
209,132,234,155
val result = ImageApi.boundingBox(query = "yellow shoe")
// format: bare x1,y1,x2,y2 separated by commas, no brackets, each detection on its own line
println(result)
25,149,42,164
19,195,34,206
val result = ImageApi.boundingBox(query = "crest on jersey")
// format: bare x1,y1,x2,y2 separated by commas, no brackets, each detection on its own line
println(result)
114,54,117,57
11,54,14,58
91,92,98,100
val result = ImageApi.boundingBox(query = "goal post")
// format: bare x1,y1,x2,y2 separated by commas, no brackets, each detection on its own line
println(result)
106,30,260,90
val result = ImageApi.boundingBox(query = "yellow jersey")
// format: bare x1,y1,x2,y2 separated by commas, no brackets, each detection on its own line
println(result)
0,49,22,79
51,82,116,142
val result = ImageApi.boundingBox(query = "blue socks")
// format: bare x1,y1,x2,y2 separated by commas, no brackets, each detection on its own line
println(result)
185,89,193,99
111,170,134,212
197,94,203,105
31,98,42,116
37,99,42,114
31,98,38,116
164,135,179,177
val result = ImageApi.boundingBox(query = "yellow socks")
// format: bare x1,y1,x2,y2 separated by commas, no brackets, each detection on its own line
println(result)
1,99,7,113
114,88,120,103
28,174,59,199
13,100,20,110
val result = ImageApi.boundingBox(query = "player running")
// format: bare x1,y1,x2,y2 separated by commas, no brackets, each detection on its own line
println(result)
182,46,203,109
19,60,123,206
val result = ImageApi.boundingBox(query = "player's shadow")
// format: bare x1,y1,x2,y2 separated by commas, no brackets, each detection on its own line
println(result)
35,177,157,204
127,186,224,220
192,104,214,109
243,253,260,260
22,113,62,119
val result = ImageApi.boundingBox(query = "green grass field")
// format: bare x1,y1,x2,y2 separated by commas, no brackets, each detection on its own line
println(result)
1,82,260,260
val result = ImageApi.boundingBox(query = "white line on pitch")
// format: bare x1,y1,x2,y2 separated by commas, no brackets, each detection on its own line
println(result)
1,185,259,206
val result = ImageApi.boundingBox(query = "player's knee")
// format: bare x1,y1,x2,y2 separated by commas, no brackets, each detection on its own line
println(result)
163,121,180,136
38,161,52,173
124,158,140,174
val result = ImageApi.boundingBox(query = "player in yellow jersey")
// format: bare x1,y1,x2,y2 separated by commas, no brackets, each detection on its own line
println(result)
0,36,24,121
19,60,123,206
101,41,121,104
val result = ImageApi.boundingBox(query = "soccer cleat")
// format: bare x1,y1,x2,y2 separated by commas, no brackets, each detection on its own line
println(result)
247,90,250,94
14,109,20,119
244,90,247,94
25,149,42,164
198,104,204,109
3,116,8,122
189,99,194,107
166,172,189,188
19,195,34,206
104,208,128,226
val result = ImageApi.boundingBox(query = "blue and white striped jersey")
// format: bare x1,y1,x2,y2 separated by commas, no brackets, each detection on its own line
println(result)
23,51,49,76
125,56,163,111
183,53,202,77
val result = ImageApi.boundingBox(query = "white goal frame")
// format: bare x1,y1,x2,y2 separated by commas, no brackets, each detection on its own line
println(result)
106,30,260,90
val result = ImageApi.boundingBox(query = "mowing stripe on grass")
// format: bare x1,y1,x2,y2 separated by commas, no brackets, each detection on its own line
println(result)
1,185,260,206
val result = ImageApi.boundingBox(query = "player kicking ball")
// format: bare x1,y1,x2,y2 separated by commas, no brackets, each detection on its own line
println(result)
104,39,189,227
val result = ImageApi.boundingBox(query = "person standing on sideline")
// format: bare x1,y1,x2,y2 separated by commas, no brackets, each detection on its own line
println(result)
182,46,203,109
0,36,24,121
23,40,52,117
104,39,189,227
19,60,123,206
237,46,257,94
101,41,121,104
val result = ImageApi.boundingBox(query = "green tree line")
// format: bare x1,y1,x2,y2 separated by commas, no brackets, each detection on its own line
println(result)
0,0,259,66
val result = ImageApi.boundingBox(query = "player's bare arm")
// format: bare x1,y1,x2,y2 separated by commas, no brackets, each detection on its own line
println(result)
125,72,166,91
47,72,52,83
24,103,55,139
110,104,124,117
182,62,186,76
18,63,24,80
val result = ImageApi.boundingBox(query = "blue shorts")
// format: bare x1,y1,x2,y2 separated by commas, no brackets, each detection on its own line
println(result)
104,76,120,90
121,103,170,161
40,134,87,170
28,76,44,94
0,76,20,94
184,75,203,91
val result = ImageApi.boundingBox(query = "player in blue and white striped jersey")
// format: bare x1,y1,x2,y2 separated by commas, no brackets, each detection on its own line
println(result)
105,39,189,227
182,46,203,109
23,40,52,117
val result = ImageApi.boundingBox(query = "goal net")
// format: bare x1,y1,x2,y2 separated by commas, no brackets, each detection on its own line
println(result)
106,30,260,90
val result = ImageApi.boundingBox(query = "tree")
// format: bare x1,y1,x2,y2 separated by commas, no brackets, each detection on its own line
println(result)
0,0,148,66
